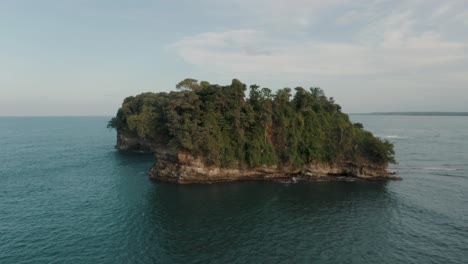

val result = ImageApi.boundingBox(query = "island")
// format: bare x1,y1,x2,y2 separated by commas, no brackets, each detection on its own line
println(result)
108,79,399,183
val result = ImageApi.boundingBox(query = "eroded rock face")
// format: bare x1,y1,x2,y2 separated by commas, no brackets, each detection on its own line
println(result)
116,133,399,184
115,134,171,153
149,151,291,183
148,151,399,184
116,134,153,152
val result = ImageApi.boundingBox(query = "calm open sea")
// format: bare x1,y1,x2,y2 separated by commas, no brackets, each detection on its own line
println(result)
0,116,467,263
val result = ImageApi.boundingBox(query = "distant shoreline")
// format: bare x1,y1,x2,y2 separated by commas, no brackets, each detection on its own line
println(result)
351,112,468,116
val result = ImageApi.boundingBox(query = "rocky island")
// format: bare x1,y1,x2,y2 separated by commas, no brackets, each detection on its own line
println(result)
109,79,398,183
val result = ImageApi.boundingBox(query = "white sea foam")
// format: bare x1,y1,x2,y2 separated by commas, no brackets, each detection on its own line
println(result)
380,135,410,139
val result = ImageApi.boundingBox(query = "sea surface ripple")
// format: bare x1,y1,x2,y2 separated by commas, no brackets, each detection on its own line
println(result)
0,116,467,263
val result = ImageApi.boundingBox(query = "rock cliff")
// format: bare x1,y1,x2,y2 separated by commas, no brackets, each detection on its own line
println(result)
116,134,399,184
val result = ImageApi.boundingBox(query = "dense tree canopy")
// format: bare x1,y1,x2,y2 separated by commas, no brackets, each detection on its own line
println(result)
109,79,395,168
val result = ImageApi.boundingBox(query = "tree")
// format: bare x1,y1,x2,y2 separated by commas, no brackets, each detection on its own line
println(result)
176,78,201,91
109,78,395,168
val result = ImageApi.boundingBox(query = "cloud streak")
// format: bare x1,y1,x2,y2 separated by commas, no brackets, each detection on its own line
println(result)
172,0,468,80
173,30,466,77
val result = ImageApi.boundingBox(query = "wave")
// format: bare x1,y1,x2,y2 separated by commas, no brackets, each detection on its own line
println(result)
396,166,460,172
382,135,410,139
422,167,458,171
431,173,467,179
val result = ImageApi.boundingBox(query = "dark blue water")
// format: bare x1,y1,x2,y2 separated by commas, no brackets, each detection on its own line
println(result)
0,116,467,263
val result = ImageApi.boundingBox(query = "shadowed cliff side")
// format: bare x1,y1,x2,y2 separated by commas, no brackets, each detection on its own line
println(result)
110,78,398,183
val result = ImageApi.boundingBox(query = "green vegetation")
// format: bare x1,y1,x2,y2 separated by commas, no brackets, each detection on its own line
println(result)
109,78,395,168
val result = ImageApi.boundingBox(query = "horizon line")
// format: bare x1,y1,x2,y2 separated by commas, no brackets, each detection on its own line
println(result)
2,111,468,118
0,115,113,118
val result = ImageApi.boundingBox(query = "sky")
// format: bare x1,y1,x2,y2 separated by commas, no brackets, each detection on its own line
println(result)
1,0,467,116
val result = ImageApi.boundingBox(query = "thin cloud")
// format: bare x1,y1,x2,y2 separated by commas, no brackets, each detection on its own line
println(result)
172,1,468,79
173,30,466,77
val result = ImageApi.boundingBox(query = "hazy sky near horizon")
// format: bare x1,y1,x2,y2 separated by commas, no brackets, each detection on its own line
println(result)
1,0,468,116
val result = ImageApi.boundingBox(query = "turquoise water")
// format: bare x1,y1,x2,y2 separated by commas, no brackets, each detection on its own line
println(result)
0,116,467,263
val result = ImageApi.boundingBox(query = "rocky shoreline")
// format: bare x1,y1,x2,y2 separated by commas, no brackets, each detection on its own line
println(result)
116,135,401,184
149,150,400,184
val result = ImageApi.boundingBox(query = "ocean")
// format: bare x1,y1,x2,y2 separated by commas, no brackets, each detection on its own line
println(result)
0,115,467,263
